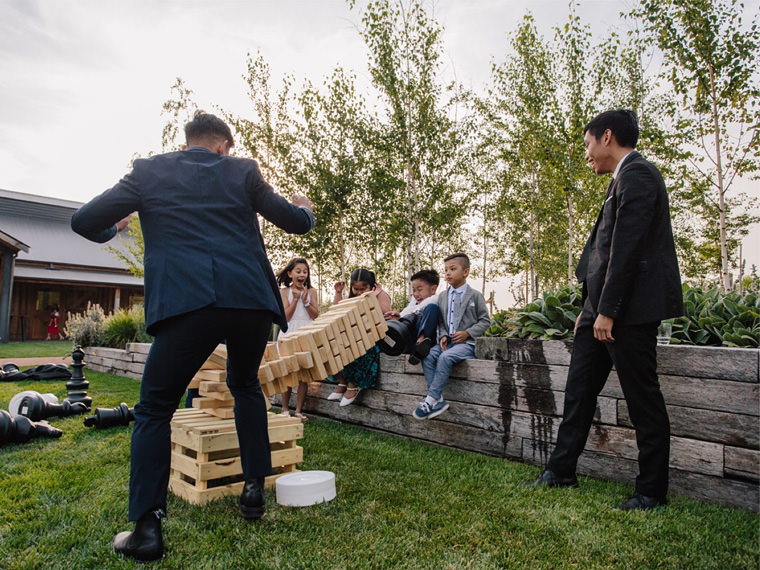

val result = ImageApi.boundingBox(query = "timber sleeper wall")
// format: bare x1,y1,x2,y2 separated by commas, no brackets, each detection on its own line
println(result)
85,340,760,511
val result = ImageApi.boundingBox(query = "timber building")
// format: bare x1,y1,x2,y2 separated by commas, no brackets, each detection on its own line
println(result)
0,189,143,342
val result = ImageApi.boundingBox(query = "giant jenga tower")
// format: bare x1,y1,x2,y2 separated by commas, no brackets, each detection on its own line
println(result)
168,292,388,504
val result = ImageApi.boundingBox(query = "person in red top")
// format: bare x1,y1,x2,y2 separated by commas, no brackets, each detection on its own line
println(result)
45,306,63,340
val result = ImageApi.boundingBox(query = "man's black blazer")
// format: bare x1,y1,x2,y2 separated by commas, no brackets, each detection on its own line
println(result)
576,151,683,326
71,147,314,334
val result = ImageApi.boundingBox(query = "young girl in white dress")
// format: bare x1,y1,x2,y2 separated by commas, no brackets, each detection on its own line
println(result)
276,257,319,419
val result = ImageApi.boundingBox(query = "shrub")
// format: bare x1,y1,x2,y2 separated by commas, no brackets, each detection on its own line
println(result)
669,286,759,348
64,302,107,347
486,285,581,340
102,305,152,349
486,284,759,348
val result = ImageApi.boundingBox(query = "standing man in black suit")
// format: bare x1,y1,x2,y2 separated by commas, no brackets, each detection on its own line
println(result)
530,110,683,510
72,111,315,561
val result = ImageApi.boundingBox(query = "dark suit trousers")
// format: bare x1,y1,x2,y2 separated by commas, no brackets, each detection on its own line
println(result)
128,307,273,521
547,323,670,498
415,304,441,341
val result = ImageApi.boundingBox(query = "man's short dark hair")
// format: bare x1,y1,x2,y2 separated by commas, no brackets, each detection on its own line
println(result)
185,111,235,147
410,269,439,287
443,253,470,269
584,109,639,148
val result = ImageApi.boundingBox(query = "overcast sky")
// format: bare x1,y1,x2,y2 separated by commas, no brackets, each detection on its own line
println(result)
1,0,757,284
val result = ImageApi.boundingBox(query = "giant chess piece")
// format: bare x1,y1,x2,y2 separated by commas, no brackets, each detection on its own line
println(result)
64,345,92,409
377,315,418,356
84,403,135,428
14,391,88,422
0,409,62,446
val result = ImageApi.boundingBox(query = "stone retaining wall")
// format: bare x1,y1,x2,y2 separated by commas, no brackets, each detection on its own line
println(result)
84,340,760,511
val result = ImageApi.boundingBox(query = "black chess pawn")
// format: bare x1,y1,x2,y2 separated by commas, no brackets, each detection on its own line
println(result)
84,403,135,428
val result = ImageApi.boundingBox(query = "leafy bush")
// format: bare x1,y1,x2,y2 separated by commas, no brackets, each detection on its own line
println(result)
102,304,152,348
65,303,152,348
486,284,759,348
486,285,581,340
669,286,759,348
64,302,107,347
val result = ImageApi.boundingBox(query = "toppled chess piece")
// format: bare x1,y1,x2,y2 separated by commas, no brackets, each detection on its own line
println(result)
84,403,135,428
0,410,62,446
14,391,89,421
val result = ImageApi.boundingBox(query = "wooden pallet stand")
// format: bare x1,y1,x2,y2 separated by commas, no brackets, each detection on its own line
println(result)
169,408,304,505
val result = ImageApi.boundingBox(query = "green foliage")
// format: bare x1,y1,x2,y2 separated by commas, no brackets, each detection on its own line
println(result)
102,305,152,349
64,303,151,349
631,0,760,288
107,215,145,278
64,302,107,348
486,284,582,339
487,284,758,348
669,286,759,347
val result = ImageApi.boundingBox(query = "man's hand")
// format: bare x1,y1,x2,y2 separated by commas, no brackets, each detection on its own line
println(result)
115,214,133,232
574,313,582,335
384,311,401,320
292,194,314,211
593,314,615,343
440,336,448,351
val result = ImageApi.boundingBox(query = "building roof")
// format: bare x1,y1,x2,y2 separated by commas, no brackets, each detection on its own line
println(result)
13,265,143,287
0,188,143,287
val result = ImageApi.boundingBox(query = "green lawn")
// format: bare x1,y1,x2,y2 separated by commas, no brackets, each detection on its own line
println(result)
0,341,72,359
0,357,757,568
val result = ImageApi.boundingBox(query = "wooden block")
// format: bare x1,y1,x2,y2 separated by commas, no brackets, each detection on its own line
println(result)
187,376,201,390
264,342,279,361
204,344,228,368
199,389,234,403
269,359,289,378
199,381,229,393
293,331,328,379
283,354,300,373
192,397,226,410
195,369,227,382
295,351,314,369
259,363,274,383
203,407,236,419
261,382,275,397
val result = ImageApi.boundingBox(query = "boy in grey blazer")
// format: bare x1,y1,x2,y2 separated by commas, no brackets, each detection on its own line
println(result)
414,253,491,420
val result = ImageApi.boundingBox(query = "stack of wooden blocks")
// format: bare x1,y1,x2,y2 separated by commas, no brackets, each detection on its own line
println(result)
168,291,388,504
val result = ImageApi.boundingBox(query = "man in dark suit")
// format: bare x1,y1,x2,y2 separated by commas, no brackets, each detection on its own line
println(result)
71,111,315,561
530,110,683,510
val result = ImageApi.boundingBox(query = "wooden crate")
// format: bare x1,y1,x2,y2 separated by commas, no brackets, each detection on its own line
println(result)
168,408,304,505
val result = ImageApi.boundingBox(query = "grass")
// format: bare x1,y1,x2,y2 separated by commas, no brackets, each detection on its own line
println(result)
0,346,758,569
0,341,73,359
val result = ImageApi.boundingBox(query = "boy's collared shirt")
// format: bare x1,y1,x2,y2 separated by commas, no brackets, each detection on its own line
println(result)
399,293,439,318
448,283,469,334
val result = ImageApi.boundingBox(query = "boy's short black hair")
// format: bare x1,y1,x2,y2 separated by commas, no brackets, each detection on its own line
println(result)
443,253,470,269
410,269,439,287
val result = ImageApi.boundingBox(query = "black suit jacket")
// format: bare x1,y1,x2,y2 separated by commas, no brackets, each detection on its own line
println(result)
71,147,314,334
576,151,683,326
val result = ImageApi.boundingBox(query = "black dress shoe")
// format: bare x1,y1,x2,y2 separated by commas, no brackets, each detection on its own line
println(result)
408,338,434,365
620,492,667,511
527,469,579,488
240,477,266,520
113,509,164,562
